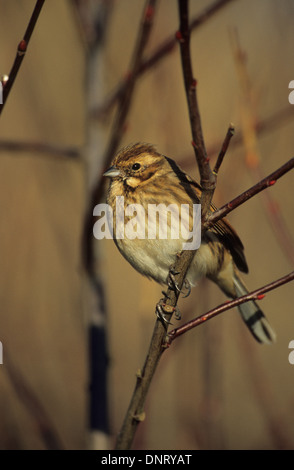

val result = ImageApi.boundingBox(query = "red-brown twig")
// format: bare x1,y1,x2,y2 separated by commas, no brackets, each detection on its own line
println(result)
180,106,294,170
206,157,294,228
166,271,294,344
0,0,46,116
177,0,215,213
213,124,235,176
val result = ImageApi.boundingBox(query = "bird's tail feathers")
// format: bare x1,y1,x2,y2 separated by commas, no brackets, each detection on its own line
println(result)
233,273,276,344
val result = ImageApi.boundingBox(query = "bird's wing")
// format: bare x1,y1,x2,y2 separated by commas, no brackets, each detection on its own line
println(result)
182,170,248,273
209,203,248,273
165,156,248,273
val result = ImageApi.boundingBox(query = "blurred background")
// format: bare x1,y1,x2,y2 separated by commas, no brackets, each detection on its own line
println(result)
0,0,293,450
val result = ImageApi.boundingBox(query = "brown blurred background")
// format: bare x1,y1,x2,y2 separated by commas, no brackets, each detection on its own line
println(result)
0,0,293,450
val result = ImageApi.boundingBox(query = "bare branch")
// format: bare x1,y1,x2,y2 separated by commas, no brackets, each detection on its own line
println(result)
0,139,80,159
166,271,294,344
206,157,294,228
179,106,294,170
177,0,216,213
0,0,46,116
213,124,235,176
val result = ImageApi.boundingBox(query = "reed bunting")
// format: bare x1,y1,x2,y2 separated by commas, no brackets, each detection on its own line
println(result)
103,142,275,344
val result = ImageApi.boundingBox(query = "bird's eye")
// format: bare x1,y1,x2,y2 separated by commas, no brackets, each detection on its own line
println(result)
132,163,141,171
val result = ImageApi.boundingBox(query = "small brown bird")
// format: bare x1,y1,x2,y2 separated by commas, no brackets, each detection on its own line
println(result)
104,142,276,344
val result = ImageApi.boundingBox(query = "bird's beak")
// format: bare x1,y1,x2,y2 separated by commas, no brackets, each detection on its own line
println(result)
103,166,121,178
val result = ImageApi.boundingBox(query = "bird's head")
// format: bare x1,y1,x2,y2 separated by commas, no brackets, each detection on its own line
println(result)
104,142,167,190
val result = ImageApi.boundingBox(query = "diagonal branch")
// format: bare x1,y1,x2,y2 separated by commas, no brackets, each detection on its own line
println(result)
213,124,235,176
177,0,215,214
206,157,294,228
179,106,294,170
166,271,294,344
0,0,46,116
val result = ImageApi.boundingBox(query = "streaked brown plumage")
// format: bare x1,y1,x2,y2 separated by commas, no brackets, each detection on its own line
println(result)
104,142,276,344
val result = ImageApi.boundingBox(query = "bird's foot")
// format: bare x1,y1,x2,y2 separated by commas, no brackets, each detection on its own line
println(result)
167,268,192,298
167,267,181,293
181,279,192,298
156,296,181,325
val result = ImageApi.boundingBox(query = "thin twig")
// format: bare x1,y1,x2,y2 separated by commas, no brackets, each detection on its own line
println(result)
206,157,294,228
213,124,235,176
177,0,215,214
166,271,294,344
180,106,294,170
0,0,46,116
0,139,80,159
